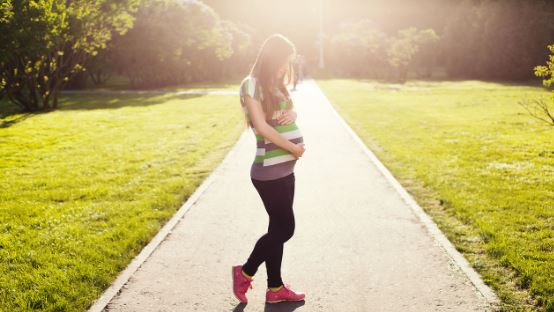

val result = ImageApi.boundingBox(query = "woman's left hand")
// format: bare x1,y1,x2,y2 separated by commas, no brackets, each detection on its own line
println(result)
277,110,297,125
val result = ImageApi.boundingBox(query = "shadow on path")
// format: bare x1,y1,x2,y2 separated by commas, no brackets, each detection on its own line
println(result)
232,301,306,312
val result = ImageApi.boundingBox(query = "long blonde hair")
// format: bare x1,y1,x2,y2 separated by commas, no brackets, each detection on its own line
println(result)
246,34,296,126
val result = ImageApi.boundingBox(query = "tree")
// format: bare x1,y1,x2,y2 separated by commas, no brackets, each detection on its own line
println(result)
475,0,553,81
329,19,388,78
534,44,554,88
327,19,438,81
86,47,116,86
111,0,234,88
519,43,554,127
441,0,554,81
216,20,254,80
441,0,482,79
0,0,140,111
387,27,439,82
409,29,441,78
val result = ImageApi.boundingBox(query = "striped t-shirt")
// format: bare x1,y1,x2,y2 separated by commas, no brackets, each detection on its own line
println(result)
239,75,304,181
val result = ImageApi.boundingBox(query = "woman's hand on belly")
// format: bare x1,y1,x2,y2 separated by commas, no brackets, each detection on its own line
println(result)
291,143,305,159
277,110,297,125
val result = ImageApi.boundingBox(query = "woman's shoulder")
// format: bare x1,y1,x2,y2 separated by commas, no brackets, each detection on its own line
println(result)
239,75,252,93
240,75,262,101
240,74,256,87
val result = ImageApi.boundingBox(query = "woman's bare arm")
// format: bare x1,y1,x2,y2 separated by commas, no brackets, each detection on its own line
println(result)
243,95,302,156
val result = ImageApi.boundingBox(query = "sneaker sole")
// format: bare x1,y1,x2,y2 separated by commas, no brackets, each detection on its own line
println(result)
232,266,248,304
266,298,305,304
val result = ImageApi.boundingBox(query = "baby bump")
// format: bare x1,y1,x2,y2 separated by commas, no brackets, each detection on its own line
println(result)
257,122,302,167
265,121,303,151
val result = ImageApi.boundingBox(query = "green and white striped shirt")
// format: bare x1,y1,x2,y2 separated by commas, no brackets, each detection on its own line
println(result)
239,75,304,181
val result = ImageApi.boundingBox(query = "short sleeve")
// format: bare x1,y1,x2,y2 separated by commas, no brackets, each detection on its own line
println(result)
239,76,263,103
239,76,257,125
240,76,255,99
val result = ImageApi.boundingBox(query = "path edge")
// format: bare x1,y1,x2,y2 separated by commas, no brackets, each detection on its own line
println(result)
87,129,248,312
312,79,500,309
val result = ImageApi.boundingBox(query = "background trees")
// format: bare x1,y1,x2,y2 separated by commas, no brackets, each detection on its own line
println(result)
0,0,140,111
75,0,254,90
0,0,254,111
441,0,554,81
386,28,439,82
2,0,554,112
328,19,387,78
109,0,234,88
328,22,439,82
206,0,554,82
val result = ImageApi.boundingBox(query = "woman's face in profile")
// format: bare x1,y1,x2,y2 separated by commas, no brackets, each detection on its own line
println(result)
276,54,295,80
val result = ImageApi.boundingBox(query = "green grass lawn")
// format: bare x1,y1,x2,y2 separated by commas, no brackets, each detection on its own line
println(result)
0,90,244,311
317,79,554,312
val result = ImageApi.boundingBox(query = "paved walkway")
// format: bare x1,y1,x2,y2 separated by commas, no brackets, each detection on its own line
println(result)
95,80,498,311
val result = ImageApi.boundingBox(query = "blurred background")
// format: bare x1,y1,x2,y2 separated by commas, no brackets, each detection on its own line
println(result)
3,0,553,108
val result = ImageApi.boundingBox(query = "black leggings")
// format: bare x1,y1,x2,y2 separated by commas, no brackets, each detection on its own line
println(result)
242,172,296,288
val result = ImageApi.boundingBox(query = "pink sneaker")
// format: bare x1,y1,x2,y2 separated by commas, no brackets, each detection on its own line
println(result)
232,265,253,303
266,283,305,303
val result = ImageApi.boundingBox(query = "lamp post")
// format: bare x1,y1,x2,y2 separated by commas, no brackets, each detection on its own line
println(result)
318,0,325,69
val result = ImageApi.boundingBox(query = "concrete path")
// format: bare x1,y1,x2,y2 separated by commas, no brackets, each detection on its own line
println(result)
95,80,498,311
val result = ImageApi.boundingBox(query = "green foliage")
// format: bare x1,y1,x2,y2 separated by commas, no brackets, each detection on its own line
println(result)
520,43,554,127
321,0,554,82
387,27,439,82
83,43,117,87
0,0,140,111
442,0,554,81
534,44,554,88
216,20,255,79
329,21,438,82
329,19,388,78
110,0,249,88
0,1,13,23
440,0,480,78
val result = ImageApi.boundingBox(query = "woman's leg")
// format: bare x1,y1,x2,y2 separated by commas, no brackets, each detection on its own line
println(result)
242,173,296,288
264,173,295,288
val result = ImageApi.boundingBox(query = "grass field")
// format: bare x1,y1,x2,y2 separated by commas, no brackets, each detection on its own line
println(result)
0,90,244,311
317,79,554,311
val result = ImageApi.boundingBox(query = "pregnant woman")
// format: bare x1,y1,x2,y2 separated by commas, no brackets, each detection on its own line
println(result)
232,34,306,304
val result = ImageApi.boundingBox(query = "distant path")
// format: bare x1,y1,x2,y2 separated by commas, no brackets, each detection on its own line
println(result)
89,79,499,312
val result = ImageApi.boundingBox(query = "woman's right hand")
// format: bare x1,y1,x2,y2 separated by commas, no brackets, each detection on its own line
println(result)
291,143,306,159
